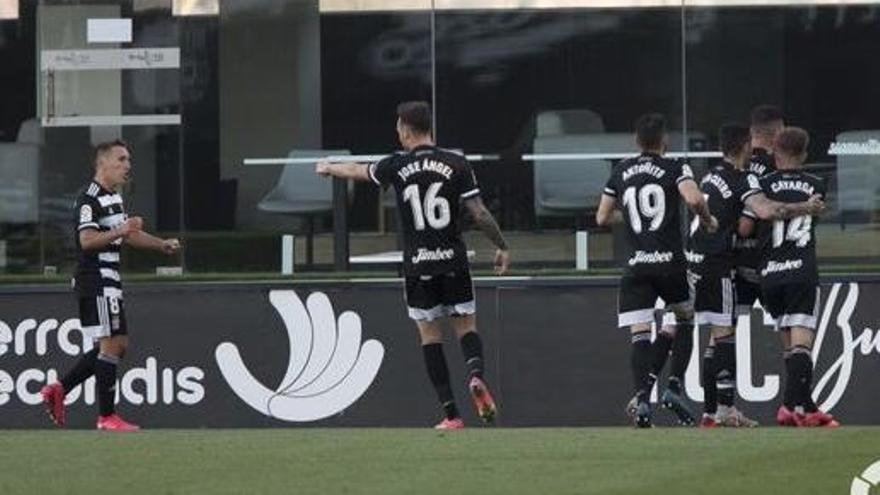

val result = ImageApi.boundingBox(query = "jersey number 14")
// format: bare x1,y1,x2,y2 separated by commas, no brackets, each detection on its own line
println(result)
772,215,812,248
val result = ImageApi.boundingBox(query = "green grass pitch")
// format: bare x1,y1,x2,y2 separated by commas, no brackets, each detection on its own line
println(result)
1,427,877,495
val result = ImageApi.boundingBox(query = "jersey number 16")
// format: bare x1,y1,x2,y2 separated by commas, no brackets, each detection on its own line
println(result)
403,182,451,231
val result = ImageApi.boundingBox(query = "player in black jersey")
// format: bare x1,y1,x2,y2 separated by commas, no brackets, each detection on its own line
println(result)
317,102,509,429
40,140,180,431
597,113,716,428
747,105,784,177
735,105,784,314
688,124,824,428
710,105,784,427
752,128,838,428
733,105,812,422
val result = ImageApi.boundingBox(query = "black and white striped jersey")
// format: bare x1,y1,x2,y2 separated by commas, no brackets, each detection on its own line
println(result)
73,181,126,298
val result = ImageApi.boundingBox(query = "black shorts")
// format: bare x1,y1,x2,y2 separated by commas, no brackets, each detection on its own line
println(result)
404,269,475,321
618,271,690,328
761,283,820,331
693,269,736,328
79,294,127,339
735,267,763,310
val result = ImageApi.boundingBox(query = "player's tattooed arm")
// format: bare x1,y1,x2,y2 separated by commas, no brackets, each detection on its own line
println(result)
315,161,371,182
745,193,825,220
464,196,508,251
464,197,510,275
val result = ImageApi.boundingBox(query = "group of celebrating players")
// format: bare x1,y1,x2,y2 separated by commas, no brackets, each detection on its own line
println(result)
40,101,837,431
597,106,837,428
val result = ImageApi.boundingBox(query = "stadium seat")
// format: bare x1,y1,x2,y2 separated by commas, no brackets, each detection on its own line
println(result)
532,109,607,223
0,143,40,224
533,110,703,224
834,130,880,227
257,149,349,267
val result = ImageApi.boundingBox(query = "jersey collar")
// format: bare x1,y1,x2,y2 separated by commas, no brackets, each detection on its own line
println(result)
410,144,436,153
753,147,771,159
719,159,746,175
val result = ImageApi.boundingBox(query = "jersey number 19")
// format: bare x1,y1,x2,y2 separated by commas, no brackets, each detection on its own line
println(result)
622,184,666,234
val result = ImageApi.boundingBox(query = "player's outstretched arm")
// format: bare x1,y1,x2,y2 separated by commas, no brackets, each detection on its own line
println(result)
79,216,143,252
745,193,825,221
126,229,181,255
463,196,510,275
678,180,718,233
315,161,371,182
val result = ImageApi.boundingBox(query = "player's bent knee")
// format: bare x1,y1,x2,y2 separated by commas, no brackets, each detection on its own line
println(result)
789,326,815,347
672,306,693,323
710,326,734,340
630,323,651,334
416,321,444,345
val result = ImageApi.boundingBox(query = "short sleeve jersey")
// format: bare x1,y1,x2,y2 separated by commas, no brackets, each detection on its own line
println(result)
758,170,825,286
73,181,126,297
604,152,695,275
688,161,762,272
369,145,479,276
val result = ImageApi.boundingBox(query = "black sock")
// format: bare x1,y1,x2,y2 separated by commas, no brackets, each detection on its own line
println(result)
60,348,99,394
670,321,694,385
782,350,797,409
715,337,736,407
95,353,119,417
459,331,484,380
803,356,818,413
630,331,653,403
702,345,717,414
790,348,817,413
422,343,458,420
651,331,674,377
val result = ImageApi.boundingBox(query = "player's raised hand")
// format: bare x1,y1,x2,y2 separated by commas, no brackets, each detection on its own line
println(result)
701,215,719,234
120,216,144,236
161,238,181,255
806,194,826,216
494,249,510,276
316,161,332,177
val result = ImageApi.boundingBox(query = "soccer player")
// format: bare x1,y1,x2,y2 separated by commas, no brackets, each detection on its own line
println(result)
688,124,824,427
316,101,509,429
753,127,838,427
40,139,181,432
706,105,785,426
736,105,785,312
596,113,717,428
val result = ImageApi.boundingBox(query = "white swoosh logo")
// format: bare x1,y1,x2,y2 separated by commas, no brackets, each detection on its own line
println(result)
215,290,384,422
